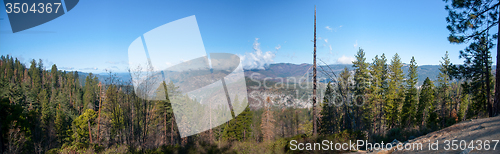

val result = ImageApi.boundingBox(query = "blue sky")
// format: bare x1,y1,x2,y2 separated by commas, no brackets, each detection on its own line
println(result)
0,0,494,73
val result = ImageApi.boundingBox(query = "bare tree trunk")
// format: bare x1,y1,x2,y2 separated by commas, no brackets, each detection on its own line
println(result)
97,82,102,144
441,96,446,127
171,119,174,145
88,120,93,144
485,49,493,117
164,112,167,145
0,118,3,153
312,5,318,137
494,21,500,116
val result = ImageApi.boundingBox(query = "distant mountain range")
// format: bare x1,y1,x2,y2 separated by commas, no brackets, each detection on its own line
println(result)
72,63,496,109
76,63,493,87
245,63,443,86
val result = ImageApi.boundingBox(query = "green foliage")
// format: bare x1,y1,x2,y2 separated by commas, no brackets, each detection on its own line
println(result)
436,52,452,128
72,109,97,145
319,83,337,135
103,84,125,141
444,0,499,43
368,54,388,135
83,73,98,111
417,77,435,127
338,67,353,130
386,53,405,129
0,79,26,153
458,92,471,121
444,0,497,117
222,106,253,142
0,51,496,153
402,56,418,128
352,48,371,131
450,36,494,117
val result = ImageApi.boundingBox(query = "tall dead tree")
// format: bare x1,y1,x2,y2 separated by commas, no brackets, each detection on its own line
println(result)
97,82,102,144
312,5,318,137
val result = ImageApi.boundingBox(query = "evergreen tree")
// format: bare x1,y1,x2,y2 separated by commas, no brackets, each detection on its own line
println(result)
51,64,59,89
72,109,97,145
222,105,253,142
28,60,41,95
352,48,371,131
417,77,435,127
449,36,493,118
386,53,405,129
319,83,336,134
369,54,388,134
55,90,72,144
337,67,353,130
402,56,418,128
155,81,175,144
83,73,98,110
444,0,500,116
437,51,451,128
103,84,124,144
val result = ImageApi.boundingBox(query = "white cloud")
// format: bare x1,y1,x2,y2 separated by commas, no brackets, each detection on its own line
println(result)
329,45,333,54
326,25,342,32
325,26,332,31
324,39,328,43
60,66,74,70
337,55,355,64
275,44,281,51
353,40,358,48
82,67,99,70
241,38,276,70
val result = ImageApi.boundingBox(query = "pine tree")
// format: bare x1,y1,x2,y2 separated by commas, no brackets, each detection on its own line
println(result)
55,90,72,144
337,67,353,130
222,105,252,142
402,56,418,128
437,51,451,127
417,77,435,127
319,83,336,134
386,53,405,129
352,48,371,131
103,84,124,144
72,109,97,145
51,64,59,89
444,0,499,116
28,60,41,95
83,73,98,110
369,54,388,134
449,36,493,118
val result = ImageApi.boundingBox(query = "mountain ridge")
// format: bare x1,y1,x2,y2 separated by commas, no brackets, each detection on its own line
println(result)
75,63,496,87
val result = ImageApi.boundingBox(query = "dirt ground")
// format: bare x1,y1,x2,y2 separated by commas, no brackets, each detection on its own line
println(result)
355,116,500,154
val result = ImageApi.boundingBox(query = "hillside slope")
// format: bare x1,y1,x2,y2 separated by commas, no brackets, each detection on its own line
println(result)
391,116,500,154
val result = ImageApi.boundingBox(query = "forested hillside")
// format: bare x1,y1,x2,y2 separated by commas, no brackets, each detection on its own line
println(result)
0,47,495,153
